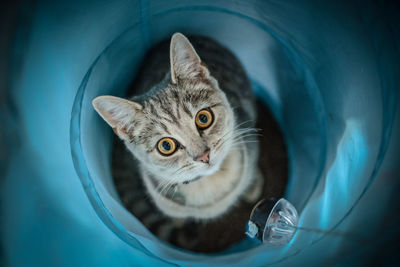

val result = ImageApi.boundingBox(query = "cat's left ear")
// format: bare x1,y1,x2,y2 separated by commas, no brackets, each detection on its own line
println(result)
170,33,210,84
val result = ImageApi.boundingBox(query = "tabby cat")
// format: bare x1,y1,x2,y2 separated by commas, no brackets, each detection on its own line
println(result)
92,33,262,220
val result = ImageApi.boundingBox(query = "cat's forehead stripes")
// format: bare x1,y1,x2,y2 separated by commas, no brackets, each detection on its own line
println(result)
181,103,192,117
142,80,221,121
144,98,175,124
182,89,213,106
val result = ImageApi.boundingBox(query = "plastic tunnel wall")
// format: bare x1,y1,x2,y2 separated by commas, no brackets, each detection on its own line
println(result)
2,0,400,266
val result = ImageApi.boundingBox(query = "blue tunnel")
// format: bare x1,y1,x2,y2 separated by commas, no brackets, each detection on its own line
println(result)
2,0,400,266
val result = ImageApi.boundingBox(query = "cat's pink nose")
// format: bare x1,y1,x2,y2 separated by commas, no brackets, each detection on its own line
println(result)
195,149,210,164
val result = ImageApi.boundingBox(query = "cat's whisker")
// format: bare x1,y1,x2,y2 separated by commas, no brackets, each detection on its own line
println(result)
219,128,235,142
158,180,179,201
214,135,234,152
229,130,261,141
215,123,259,149
228,139,259,149
231,140,260,147
235,126,259,132
233,119,255,129
230,136,260,144
169,178,183,200
223,128,259,142
154,179,168,194
214,130,261,153
233,128,261,136
172,163,193,177
170,165,187,177
158,180,173,195
217,124,254,143
157,171,182,194
231,134,263,141
232,139,260,143
234,129,262,136
155,181,167,192
231,135,261,141
159,181,176,196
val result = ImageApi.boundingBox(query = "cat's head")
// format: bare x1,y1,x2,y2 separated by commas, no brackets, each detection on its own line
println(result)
93,33,235,183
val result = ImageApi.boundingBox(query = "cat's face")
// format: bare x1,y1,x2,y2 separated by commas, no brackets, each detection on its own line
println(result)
93,33,235,183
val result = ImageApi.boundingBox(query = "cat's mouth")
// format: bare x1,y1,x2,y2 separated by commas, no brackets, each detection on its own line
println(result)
181,158,223,184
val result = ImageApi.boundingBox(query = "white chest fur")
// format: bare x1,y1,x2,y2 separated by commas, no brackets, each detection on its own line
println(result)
142,144,256,219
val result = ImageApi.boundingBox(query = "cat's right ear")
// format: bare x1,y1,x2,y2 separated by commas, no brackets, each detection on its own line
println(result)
92,95,142,140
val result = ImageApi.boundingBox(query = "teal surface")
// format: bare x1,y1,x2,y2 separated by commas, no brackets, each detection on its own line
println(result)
2,0,400,266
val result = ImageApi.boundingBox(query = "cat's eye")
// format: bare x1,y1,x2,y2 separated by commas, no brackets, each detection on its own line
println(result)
157,137,177,156
195,109,213,129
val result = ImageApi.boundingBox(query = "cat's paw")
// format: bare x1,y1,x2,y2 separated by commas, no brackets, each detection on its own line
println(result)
242,169,264,203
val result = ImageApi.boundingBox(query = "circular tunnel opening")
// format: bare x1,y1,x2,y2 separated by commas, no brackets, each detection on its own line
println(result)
69,3,392,264
72,7,323,254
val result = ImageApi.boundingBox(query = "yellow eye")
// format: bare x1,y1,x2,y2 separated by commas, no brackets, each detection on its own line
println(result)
195,109,213,129
157,137,177,156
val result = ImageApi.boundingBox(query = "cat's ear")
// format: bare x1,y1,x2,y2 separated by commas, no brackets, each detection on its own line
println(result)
92,95,142,140
170,33,209,84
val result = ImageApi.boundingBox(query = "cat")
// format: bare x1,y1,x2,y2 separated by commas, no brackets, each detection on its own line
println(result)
92,33,263,220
